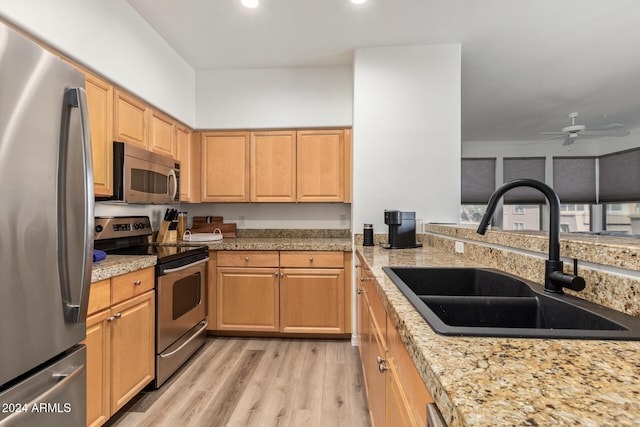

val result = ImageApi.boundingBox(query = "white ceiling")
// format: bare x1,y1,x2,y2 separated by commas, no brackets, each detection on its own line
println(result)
127,0,640,143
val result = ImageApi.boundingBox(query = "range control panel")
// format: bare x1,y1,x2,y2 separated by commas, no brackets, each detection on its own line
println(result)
94,216,152,241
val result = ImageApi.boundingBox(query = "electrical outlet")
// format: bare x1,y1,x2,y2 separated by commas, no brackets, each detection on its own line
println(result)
238,216,246,227
454,241,464,254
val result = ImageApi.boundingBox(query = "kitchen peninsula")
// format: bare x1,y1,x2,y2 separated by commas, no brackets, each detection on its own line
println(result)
355,226,640,426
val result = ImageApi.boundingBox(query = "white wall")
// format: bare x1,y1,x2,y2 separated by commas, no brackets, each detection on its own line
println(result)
196,66,353,129
352,45,461,232
0,0,195,126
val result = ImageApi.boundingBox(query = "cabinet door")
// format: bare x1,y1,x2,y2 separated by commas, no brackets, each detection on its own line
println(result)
368,313,387,427
296,129,344,202
177,126,195,202
216,267,279,331
149,109,176,158
386,365,414,427
250,130,296,202
85,310,110,427
113,89,148,149
201,132,250,202
84,74,113,197
280,268,344,333
110,291,155,414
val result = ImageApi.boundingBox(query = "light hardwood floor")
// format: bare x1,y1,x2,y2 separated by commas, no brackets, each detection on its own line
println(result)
105,337,371,427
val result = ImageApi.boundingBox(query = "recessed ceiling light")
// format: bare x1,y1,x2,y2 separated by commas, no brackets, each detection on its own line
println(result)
351,0,367,4
241,0,259,8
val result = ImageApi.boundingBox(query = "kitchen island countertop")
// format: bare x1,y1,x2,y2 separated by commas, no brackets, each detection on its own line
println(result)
180,236,353,252
357,244,640,427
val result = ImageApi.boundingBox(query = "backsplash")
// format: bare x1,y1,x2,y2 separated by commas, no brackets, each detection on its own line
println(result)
424,225,640,318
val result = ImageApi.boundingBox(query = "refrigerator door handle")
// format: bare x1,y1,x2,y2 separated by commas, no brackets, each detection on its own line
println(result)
58,87,94,324
0,364,85,425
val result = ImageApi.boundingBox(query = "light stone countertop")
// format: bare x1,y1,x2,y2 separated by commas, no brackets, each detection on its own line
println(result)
91,254,157,283
357,244,640,427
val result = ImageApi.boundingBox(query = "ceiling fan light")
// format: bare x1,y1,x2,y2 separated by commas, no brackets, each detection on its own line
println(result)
351,0,368,4
241,0,259,8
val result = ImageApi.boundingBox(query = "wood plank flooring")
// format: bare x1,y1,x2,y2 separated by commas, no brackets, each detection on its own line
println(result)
105,338,371,427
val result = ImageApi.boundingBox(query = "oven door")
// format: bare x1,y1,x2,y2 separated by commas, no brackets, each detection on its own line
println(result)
156,256,208,353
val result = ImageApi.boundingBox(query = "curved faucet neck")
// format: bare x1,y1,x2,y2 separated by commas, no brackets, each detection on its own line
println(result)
476,178,560,261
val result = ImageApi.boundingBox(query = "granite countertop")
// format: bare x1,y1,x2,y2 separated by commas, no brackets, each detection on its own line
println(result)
181,236,353,252
357,244,640,427
91,255,157,283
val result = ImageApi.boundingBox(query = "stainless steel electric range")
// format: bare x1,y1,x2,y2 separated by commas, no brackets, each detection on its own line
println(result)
94,216,209,388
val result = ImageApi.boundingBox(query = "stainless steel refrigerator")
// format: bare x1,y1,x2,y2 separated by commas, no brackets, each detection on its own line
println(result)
0,20,93,427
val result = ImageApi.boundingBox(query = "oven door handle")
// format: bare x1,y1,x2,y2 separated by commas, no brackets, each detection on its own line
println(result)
160,257,209,274
160,320,208,360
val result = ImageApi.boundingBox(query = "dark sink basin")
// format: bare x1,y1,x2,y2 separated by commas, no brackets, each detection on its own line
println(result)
383,267,640,340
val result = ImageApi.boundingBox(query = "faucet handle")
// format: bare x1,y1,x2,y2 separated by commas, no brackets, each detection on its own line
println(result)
549,271,586,292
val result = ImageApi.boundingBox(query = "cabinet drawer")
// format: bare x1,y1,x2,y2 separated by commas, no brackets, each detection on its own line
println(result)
217,251,279,267
111,267,154,305
88,279,111,316
280,251,343,268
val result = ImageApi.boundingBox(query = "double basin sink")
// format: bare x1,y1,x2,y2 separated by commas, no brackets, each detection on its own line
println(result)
383,267,640,340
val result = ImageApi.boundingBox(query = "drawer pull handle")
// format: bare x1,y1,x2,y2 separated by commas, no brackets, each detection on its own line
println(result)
134,280,141,285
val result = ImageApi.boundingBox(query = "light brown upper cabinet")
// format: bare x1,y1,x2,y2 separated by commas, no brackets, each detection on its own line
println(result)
177,127,201,203
113,89,148,149
296,129,345,202
201,132,250,202
250,130,297,202
149,109,176,158
83,73,114,197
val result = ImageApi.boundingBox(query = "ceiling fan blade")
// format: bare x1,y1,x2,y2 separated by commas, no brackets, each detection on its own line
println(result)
580,129,631,137
585,123,624,131
539,131,567,135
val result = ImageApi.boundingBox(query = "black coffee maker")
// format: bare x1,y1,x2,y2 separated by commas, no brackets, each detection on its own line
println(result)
382,210,421,249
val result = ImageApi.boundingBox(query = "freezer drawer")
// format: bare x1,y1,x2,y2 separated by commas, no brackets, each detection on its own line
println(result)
0,346,86,427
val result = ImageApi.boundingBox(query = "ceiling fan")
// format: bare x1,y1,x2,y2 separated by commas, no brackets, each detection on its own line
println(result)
539,112,630,146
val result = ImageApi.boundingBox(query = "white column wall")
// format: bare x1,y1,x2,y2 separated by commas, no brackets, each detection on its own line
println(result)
352,44,461,233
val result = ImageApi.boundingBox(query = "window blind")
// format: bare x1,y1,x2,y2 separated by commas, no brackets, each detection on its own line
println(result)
599,147,640,203
461,158,496,204
552,157,597,203
503,157,546,203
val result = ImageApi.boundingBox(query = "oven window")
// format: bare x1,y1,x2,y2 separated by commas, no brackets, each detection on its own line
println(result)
172,272,201,320
131,168,168,194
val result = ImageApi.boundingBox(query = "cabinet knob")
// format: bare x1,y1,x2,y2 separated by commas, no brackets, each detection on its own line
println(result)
360,276,366,282
357,288,364,294
274,272,279,277
107,316,116,322
114,313,122,319
309,257,314,262
280,272,284,278
377,356,389,373
134,280,141,286
245,256,250,262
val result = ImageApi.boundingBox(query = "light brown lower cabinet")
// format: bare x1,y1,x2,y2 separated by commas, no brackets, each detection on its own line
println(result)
357,256,434,427
214,250,349,335
84,268,155,427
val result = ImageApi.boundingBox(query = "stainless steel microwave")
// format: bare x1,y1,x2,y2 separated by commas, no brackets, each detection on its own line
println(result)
98,141,180,204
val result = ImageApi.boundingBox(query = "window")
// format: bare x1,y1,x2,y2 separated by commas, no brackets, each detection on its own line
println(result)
560,204,591,232
503,205,541,231
604,203,640,234
460,205,488,225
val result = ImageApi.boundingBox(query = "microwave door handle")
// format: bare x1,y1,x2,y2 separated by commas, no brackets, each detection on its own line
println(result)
58,87,94,324
168,168,177,201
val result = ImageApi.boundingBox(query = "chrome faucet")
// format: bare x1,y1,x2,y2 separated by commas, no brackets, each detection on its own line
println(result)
476,178,586,294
